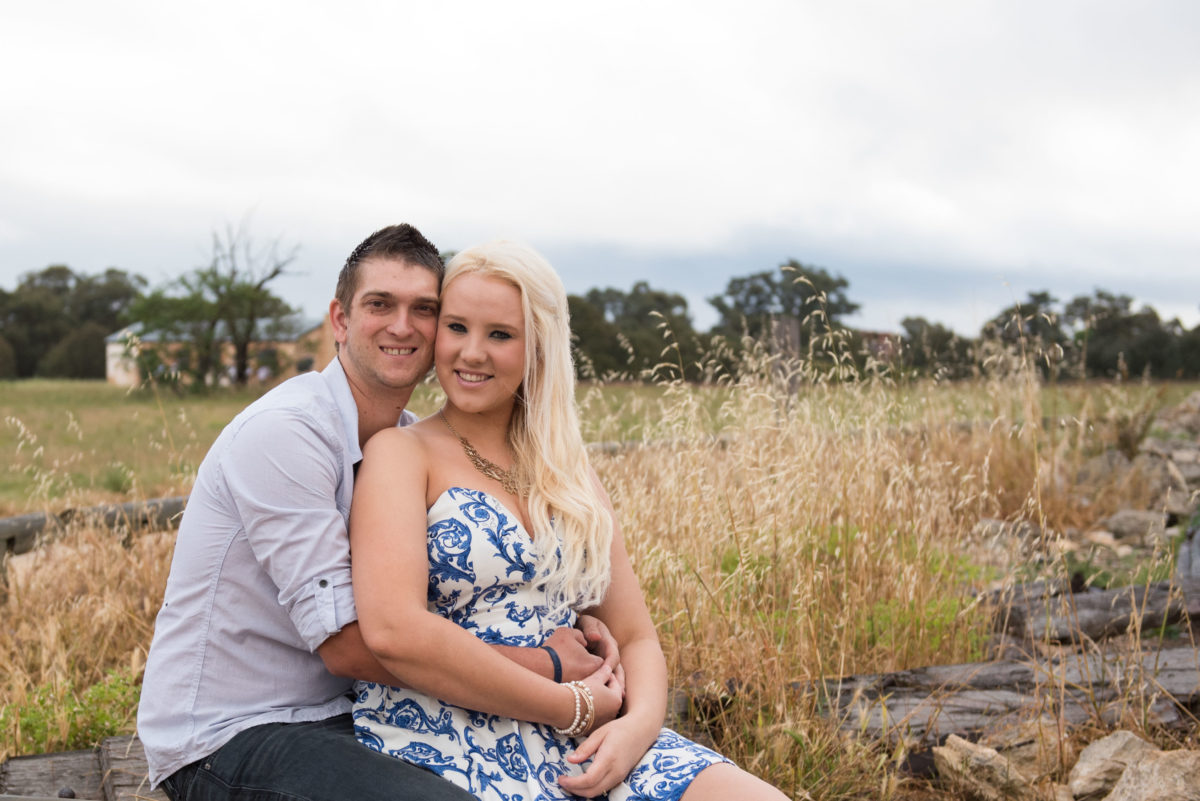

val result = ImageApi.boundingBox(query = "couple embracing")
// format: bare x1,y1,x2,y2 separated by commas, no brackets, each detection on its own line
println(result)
138,225,786,801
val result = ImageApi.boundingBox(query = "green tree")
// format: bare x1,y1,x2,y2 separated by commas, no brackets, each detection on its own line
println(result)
899,317,974,377
200,225,298,386
707,260,859,355
128,225,297,388
0,266,75,376
67,268,147,333
1179,320,1200,379
125,286,223,387
1063,290,1179,378
38,322,110,379
576,282,700,379
567,295,624,379
0,265,147,378
0,333,15,378
982,290,1066,347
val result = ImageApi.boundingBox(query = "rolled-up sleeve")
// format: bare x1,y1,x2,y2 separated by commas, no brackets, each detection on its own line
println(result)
219,407,359,652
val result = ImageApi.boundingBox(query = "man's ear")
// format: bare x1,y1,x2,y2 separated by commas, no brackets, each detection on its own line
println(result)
329,298,348,344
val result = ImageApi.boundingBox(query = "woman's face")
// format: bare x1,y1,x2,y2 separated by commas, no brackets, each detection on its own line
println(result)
435,273,526,416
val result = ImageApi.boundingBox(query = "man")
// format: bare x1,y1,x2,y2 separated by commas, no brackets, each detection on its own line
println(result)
138,224,613,801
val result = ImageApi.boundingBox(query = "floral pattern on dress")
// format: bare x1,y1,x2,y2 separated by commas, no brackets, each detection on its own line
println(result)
353,487,729,800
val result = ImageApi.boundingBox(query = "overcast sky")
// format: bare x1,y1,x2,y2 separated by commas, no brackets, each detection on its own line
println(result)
2,0,1197,335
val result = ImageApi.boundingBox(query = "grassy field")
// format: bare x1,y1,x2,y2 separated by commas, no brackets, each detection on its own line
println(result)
1,357,1197,799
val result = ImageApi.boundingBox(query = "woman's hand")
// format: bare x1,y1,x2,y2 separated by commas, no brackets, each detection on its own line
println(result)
558,716,657,798
579,663,623,730
576,614,625,694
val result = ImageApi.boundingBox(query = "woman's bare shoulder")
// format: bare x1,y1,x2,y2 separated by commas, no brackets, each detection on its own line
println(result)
363,419,437,461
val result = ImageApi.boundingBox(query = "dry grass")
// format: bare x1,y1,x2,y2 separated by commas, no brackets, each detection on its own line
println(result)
0,345,1193,798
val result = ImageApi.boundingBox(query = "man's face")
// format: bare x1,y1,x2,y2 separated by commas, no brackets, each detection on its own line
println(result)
330,257,439,400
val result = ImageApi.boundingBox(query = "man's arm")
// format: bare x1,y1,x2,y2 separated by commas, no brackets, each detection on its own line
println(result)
318,622,400,683
319,615,619,683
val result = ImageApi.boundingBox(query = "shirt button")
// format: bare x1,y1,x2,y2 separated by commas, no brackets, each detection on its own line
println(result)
318,579,328,588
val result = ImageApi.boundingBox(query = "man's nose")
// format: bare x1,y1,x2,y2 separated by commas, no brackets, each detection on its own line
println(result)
385,311,412,337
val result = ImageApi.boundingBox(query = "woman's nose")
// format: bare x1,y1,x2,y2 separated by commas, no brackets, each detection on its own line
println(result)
460,335,486,363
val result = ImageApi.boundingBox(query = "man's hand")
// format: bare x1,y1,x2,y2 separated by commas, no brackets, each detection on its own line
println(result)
542,626,603,682
576,614,624,695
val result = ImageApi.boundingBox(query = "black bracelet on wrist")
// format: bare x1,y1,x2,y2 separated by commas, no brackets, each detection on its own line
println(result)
541,645,563,683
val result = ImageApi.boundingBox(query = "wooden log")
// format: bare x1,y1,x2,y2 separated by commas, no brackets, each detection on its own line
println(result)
998,578,1200,644
99,736,166,801
59,498,186,535
0,497,187,556
0,736,165,801
0,513,59,556
0,749,102,800
815,643,1200,747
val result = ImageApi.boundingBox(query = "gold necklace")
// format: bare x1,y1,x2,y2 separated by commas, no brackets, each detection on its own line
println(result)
439,411,522,495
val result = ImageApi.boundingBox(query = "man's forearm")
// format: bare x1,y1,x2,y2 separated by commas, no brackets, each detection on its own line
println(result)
492,643,555,679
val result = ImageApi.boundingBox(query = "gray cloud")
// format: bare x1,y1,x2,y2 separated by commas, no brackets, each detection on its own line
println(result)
1,0,1196,338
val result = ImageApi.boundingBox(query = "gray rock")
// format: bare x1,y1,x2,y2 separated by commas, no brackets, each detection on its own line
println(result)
1131,454,1189,509
1173,455,1200,486
1102,748,1200,801
982,718,1073,784
1103,509,1167,545
1178,526,1200,582
1163,487,1199,519
1078,450,1132,486
1154,391,1200,439
1067,730,1160,801
933,734,1035,801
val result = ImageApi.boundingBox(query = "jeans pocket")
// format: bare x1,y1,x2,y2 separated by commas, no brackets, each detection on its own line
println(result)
162,761,198,801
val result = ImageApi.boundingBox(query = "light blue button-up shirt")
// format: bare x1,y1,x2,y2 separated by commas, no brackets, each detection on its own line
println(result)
137,357,416,786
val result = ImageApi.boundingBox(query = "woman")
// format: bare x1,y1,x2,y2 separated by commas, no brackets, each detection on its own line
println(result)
350,241,786,800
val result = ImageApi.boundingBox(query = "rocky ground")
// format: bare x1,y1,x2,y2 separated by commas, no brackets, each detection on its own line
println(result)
882,391,1200,800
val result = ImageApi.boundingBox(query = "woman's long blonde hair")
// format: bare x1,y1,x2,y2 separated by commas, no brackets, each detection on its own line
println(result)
443,242,613,612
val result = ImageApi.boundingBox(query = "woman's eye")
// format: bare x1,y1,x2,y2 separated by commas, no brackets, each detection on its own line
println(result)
447,322,466,333
490,331,512,340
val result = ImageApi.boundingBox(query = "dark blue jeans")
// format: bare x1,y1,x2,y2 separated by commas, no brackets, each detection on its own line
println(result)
160,714,473,801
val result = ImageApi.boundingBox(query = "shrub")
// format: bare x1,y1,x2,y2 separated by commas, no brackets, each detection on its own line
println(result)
0,334,16,378
37,322,109,379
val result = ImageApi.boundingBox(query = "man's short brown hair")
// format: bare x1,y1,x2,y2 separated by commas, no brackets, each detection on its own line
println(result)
335,224,444,311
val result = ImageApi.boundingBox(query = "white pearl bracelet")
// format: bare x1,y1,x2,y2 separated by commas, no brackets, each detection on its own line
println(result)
553,680,595,737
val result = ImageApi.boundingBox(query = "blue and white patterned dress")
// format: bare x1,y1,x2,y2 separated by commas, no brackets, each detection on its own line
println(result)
353,486,729,801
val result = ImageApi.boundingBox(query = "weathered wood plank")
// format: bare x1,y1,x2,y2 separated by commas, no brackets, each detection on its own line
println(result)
0,497,186,555
0,749,102,799
999,578,1200,643
99,736,166,801
817,643,1200,746
0,514,58,556
0,736,165,801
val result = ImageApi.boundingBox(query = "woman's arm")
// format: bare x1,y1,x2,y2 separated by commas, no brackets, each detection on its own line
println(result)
350,428,621,728
558,472,667,797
